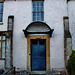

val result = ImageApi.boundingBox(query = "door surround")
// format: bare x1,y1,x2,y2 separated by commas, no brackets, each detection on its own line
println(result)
27,35,50,72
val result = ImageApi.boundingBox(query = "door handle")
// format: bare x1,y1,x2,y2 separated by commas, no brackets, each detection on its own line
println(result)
36,57,40,59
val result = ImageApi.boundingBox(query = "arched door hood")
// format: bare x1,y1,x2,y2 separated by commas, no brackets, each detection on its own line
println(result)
23,21,54,37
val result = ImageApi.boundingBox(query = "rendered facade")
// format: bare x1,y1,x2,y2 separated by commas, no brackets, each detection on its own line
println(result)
0,0,74,74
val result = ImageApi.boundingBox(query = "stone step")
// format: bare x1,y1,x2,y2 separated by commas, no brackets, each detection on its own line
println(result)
16,71,66,75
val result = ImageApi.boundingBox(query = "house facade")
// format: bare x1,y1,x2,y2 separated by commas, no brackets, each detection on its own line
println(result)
0,0,74,73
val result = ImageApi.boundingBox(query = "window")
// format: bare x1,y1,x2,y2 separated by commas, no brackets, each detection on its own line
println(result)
0,3,3,22
0,34,6,59
63,17,69,31
32,1,44,21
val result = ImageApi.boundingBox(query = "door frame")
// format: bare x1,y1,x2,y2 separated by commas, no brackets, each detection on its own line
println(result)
27,35,50,72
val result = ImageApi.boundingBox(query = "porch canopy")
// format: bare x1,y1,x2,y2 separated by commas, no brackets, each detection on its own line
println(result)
23,21,54,37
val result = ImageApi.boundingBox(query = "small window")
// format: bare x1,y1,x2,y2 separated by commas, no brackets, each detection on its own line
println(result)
32,1,44,21
0,3,3,22
63,17,69,31
0,34,6,59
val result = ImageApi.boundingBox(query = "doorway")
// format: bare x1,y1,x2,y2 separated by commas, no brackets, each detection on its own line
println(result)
31,39,46,71
27,36,50,71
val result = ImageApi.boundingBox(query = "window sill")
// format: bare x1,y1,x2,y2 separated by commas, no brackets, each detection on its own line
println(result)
0,22,3,25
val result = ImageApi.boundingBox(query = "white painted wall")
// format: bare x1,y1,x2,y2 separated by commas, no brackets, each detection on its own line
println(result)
44,0,67,70
0,0,69,71
68,1,75,50
3,1,32,70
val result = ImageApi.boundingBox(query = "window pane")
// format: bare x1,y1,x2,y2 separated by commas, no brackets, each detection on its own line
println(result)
33,2,36,7
0,36,1,40
9,19,12,23
33,16,36,21
41,12,44,21
37,12,40,16
0,3,3,7
37,6,39,11
2,42,5,58
2,41,5,47
33,7,36,11
2,35,5,40
37,17,40,21
0,3,3,12
37,2,39,6
0,7,3,13
40,6,43,11
40,2,43,6
0,3,3,22
0,14,3,22
2,47,5,58
0,42,1,58
33,12,36,16
0,42,1,47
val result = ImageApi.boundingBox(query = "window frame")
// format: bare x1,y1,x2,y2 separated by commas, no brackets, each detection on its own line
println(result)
32,1,44,21
0,33,6,59
0,2,3,23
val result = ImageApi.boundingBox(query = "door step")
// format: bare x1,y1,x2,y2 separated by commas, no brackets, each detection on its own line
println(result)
29,74,46,75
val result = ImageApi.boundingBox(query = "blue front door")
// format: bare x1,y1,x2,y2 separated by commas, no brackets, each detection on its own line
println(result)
31,39,46,71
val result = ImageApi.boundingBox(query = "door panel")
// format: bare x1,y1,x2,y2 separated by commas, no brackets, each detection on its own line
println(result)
39,40,46,70
31,39,46,71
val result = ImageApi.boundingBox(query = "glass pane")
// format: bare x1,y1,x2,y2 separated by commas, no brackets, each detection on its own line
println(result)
2,36,6,40
2,41,5,47
2,42,5,58
33,2,36,7
37,6,39,11
33,12,36,16
37,12,40,16
41,12,44,21
0,3,3,7
40,6,43,11
33,7,36,11
0,3,3,12
33,16,36,21
0,7,3,13
2,47,5,58
0,36,1,40
9,18,12,23
0,42,1,58
0,48,1,58
40,2,43,6
37,17,40,21
0,14,3,22
37,2,39,6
